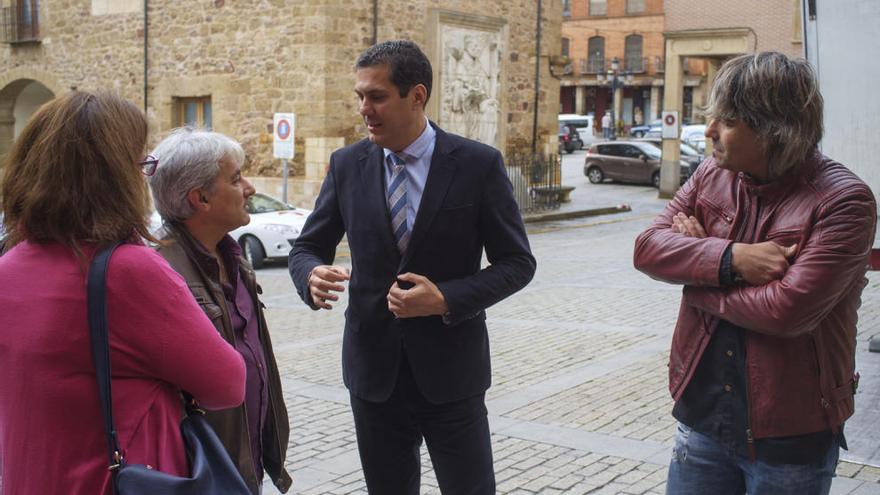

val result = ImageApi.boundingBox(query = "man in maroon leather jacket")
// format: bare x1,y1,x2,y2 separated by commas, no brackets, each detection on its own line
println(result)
634,52,876,494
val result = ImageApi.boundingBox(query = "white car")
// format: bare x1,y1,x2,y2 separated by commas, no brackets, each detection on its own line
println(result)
231,193,311,269
149,193,312,269
681,124,707,153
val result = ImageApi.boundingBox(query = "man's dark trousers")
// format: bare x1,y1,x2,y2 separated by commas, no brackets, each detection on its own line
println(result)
350,356,494,494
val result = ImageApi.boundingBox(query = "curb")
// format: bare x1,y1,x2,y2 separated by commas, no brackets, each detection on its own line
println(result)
523,204,632,224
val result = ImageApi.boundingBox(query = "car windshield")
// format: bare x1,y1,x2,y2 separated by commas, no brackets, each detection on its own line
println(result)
638,144,662,159
247,194,294,214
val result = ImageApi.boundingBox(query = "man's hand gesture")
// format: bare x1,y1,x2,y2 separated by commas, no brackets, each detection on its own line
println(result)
387,273,449,319
308,265,350,310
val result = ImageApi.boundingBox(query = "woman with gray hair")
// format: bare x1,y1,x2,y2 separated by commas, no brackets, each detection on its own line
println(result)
149,128,292,494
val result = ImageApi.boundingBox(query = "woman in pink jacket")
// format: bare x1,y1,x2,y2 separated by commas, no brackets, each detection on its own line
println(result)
0,91,246,494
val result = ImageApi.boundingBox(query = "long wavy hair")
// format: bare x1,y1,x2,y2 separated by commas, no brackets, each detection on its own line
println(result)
1,90,155,255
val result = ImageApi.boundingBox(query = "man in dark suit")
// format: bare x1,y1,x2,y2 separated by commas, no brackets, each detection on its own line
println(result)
288,40,535,494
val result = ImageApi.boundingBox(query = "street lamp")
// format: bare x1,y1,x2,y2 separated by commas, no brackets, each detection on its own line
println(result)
608,57,620,140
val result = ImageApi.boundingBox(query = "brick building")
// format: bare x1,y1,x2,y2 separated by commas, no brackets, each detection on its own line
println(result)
656,0,804,195
0,0,562,205
559,0,661,133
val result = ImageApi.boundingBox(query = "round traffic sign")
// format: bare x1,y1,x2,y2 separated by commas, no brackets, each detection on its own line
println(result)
664,114,676,126
276,119,291,140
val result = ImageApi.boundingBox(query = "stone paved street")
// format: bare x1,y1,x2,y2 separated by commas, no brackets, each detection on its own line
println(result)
258,150,880,494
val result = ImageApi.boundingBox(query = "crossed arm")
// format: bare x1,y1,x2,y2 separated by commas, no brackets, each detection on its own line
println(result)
640,195,876,338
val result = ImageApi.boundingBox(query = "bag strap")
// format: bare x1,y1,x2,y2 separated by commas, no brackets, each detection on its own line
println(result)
87,241,125,471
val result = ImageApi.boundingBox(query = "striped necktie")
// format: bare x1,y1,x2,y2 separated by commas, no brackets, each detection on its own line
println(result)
387,153,410,254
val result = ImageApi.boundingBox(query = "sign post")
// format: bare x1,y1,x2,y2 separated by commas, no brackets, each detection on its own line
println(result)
273,113,295,203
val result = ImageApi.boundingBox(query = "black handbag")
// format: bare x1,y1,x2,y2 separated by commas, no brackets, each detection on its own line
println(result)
87,242,252,495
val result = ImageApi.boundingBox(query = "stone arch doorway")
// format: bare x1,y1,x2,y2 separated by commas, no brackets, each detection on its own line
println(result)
0,78,56,164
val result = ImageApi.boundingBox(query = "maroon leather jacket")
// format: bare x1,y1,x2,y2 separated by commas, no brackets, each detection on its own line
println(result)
634,151,876,439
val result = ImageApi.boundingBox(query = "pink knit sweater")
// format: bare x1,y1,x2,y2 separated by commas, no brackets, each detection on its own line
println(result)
0,242,245,494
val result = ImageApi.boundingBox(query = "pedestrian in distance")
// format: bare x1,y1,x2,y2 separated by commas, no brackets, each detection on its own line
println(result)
634,52,877,495
0,91,246,494
288,40,536,494
602,111,612,139
149,127,292,494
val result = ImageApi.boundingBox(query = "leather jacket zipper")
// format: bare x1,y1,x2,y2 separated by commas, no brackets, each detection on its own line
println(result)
740,182,760,462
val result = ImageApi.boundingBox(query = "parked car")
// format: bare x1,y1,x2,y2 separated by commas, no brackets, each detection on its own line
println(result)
150,192,312,269
558,113,594,147
638,137,704,173
231,193,311,268
629,119,662,138
558,122,583,154
583,140,691,188
681,124,707,153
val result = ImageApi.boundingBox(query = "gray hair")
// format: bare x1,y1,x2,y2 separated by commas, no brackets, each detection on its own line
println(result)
704,51,824,178
148,127,245,222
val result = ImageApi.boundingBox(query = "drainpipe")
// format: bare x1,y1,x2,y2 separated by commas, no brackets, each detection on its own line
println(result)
371,0,378,45
143,0,148,113
531,0,542,157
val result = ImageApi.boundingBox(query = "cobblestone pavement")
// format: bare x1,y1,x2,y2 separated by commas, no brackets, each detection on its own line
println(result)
258,150,880,494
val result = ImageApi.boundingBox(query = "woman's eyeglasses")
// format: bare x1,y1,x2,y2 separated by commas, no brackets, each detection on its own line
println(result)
139,155,159,176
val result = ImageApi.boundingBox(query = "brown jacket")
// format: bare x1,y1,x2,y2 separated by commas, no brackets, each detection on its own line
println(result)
634,151,876,439
157,223,292,493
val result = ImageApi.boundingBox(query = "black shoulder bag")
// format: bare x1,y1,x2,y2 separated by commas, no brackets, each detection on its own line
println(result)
87,242,252,495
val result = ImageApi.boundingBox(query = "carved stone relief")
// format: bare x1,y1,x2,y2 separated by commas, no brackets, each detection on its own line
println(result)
439,26,504,148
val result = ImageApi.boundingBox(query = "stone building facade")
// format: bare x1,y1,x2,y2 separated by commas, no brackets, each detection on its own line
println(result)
0,0,561,205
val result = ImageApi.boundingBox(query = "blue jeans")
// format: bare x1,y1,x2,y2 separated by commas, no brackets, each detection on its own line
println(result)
666,423,839,495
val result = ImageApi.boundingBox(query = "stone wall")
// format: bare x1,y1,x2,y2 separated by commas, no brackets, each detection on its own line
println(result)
1,0,561,184
665,0,803,58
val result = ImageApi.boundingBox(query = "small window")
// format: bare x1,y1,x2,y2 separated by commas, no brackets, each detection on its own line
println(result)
598,144,622,157
562,0,571,17
589,0,607,16
626,0,646,14
174,96,212,129
561,37,570,57
621,146,644,159
2,0,40,43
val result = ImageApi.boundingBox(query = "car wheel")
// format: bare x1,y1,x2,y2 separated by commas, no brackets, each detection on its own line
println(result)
240,235,266,269
651,171,661,188
587,167,604,184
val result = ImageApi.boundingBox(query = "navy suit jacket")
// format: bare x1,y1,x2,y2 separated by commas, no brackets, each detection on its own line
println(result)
288,124,536,404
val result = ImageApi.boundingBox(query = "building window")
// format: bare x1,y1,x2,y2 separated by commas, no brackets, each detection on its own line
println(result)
1,0,40,43
561,37,570,57
587,36,605,73
626,0,646,14
624,34,644,72
174,96,212,129
562,0,571,18
589,0,607,16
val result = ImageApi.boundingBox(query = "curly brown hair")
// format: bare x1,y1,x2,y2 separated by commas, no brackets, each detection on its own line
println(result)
1,90,154,253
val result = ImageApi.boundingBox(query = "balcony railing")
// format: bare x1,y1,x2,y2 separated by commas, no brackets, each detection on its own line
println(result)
653,56,665,73
624,57,648,74
579,58,606,74
1,1,40,44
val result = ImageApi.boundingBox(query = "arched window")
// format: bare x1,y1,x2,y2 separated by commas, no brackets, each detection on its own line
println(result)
624,34,644,72
587,36,605,73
